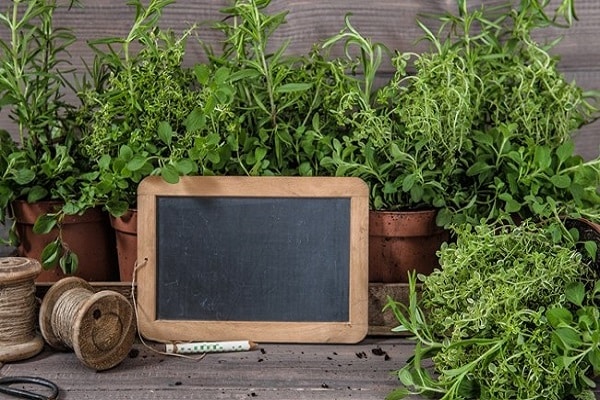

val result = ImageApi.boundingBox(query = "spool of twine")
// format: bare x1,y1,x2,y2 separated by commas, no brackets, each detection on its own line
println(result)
39,277,136,371
0,257,44,362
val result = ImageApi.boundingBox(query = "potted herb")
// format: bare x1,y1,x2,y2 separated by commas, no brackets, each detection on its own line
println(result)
322,20,459,283
0,0,117,280
327,0,600,283
77,0,229,280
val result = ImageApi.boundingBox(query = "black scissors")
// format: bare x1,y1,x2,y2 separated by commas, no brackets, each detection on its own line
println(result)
0,376,59,400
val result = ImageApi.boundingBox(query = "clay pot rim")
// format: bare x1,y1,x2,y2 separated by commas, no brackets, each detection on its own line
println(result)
369,208,446,237
369,208,439,216
109,209,138,235
11,200,106,225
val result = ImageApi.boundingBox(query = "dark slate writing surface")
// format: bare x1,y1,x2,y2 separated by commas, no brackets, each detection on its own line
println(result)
155,196,351,322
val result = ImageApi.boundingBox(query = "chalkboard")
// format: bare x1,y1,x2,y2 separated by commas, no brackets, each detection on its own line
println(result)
136,176,369,343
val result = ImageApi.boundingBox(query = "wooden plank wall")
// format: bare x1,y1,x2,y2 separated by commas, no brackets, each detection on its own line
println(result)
1,0,599,160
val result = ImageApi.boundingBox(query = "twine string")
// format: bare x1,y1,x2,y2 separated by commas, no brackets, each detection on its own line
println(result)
50,287,93,349
131,258,206,361
0,280,37,344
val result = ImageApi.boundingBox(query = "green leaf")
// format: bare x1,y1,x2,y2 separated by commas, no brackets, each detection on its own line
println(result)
119,145,134,161
254,147,267,163
126,156,148,172
33,214,57,234
214,66,231,84
228,68,262,82
161,165,180,184
584,241,598,260
106,200,130,217
275,83,312,94
298,162,313,176
402,174,417,192
556,141,575,163
59,251,79,275
566,282,585,307
13,168,35,185
40,239,61,269
27,186,48,203
157,121,173,145
98,154,111,170
312,113,321,131
587,348,600,373
175,159,194,175
550,174,571,189
534,146,552,170
472,132,494,145
194,64,211,85
185,108,207,132
206,151,221,165
62,202,80,215
436,208,452,227
498,193,521,213
554,327,583,348
466,161,491,176
385,388,411,400
398,368,415,387
546,307,573,328
580,374,597,389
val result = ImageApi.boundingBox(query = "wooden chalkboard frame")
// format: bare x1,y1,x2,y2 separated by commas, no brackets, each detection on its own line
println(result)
136,176,369,344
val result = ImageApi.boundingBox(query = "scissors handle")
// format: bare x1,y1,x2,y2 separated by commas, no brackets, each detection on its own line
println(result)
0,376,59,400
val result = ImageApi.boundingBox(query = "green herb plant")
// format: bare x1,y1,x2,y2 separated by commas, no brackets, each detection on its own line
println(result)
0,0,94,273
435,0,600,225
327,0,599,224
321,9,485,215
386,221,600,400
78,0,233,216
202,0,360,177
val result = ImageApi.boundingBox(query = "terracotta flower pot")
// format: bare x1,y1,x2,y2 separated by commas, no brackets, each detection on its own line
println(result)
11,200,118,282
369,209,448,283
109,209,138,282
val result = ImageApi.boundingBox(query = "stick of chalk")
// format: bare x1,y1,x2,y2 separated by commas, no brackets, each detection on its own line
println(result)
165,340,258,354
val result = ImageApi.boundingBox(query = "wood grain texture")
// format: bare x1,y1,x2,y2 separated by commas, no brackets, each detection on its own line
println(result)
2,337,600,399
0,337,411,400
1,1,598,156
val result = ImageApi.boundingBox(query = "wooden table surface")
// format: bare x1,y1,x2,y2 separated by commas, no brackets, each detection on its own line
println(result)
1,337,413,400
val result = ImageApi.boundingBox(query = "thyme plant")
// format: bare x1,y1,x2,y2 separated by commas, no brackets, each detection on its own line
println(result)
437,0,600,225
78,0,231,216
387,221,600,400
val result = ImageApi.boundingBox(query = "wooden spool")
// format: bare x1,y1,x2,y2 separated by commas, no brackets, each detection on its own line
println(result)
0,257,45,362
39,277,136,371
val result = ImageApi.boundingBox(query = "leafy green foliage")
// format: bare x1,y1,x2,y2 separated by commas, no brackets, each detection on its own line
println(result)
327,0,599,223
78,0,233,216
0,0,96,272
198,0,359,178
434,0,600,224
462,126,600,223
386,221,600,400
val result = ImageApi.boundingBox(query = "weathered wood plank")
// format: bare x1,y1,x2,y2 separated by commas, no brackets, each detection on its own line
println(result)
0,337,413,400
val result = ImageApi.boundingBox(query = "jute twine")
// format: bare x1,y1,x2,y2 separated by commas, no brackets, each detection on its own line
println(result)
39,277,137,371
131,258,205,361
0,280,36,344
49,286,93,349
0,257,44,362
